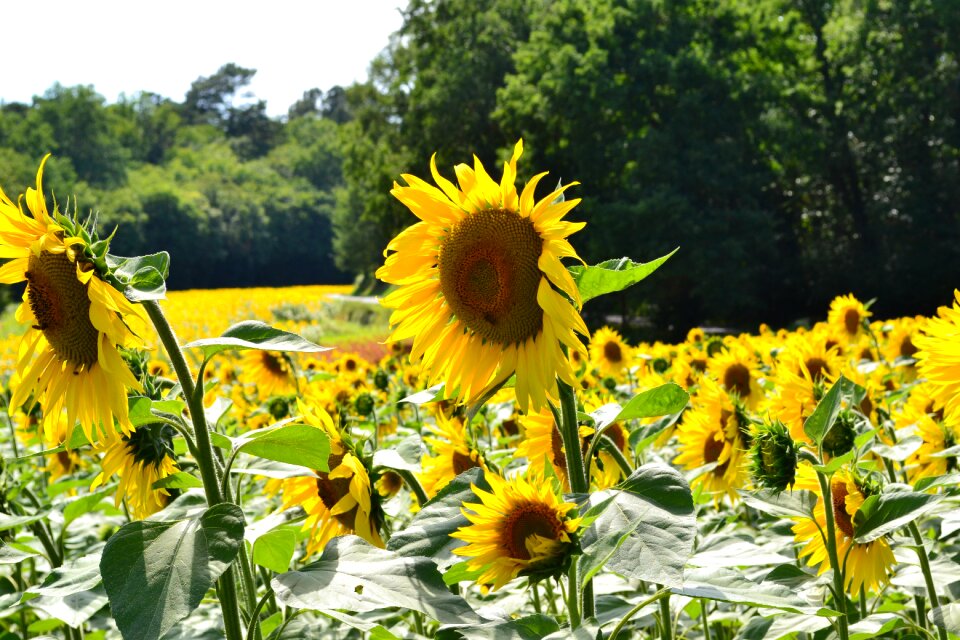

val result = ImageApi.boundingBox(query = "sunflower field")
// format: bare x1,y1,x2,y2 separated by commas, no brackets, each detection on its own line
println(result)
0,145,958,640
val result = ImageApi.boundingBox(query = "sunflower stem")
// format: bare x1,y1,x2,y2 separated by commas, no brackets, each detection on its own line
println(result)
245,587,273,640
700,598,712,640
530,579,543,614
658,586,673,640
909,521,946,640
393,468,430,507
816,470,850,640
609,587,671,640
566,561,581,629
557,377,594,622
142,300,245,640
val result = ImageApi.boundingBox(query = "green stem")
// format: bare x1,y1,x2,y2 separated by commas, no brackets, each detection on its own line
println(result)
392,468,429,507
609,588,671,640
531,579,542,614
566,562,581,630
143,300,244,640
816,471,849,640
245,587,273,640
700,599,712,640
557,378,593,620
909,521,947,640
658,586,672,640
238,545,260,633
598,435,634,478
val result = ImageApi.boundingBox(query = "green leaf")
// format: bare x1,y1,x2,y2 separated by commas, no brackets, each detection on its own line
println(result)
0,542,38,564
870,436,923,462
100,503,245,640
847,614,903,640
387,468,491,567
233,423,330,472
688,536,795,568
151,472,204,491
581,464,695,587
740,489,817,519
0,510,51,532
675,567,837,615
106,252,170,301
437,614,561,640
253,528,297,574
28,586,108,628
62,490,111,526
183,320,331,360
803,375,863,446
568,250,677,304
853,491,943,544
578,517,643,586
29,552,102,597
399,384,445,405
272,535,480,624
915,472,960,492
615,383,689,421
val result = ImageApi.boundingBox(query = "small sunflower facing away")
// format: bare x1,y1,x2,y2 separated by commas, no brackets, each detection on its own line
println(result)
92,423,180,520
377,140,589,411
452,470,581,590
0,156,145,445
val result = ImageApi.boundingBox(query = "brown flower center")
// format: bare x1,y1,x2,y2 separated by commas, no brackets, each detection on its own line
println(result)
315,453,360,530
805,357,828,382
26,251,99,369
261,352,288,376
452,449,479,474
831,479,855,537
703,434,729,475
900,336,918,358
438,209,543,346
723,363,752,399
501,501,564,560
550,424,567,470
603,341,623,364
844,309,861,336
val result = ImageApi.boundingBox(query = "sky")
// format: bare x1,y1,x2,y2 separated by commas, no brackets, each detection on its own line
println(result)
2,0,405,117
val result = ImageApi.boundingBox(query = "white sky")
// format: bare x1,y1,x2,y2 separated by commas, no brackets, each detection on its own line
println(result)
2,0,406,117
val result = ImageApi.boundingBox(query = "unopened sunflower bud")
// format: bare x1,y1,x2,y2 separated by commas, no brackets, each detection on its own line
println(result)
355,392,376,417
750,421,799,493
822,410,857,458
373,369,390,391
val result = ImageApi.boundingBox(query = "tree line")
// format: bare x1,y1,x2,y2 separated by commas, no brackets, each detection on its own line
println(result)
1,0,957,335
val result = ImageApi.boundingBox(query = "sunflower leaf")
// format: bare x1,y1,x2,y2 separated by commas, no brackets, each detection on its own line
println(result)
803,375,864,447
674,567,838,615
272,535,480,624
739,489,817,519
233,423,331,473
931,603,960,634
616,383,690,421
568,249,677,305
100,503,245,640
436,614,561,640
580,464,695,587
183,320,331,360
853,491,943,544
105,251,170,302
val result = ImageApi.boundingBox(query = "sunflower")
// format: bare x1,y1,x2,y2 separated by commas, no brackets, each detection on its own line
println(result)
827,294,872,342
674,379,749,503
451,470,581,590
376,140,589,411
914,291,960,423
791,464,895,594
515,408,592,491
420,414,487,498
589,326,633,379
900,404,959,482
92,423,180,519
707,342,763,409
240,349,295,398
279,402,383,555
0,157,145,445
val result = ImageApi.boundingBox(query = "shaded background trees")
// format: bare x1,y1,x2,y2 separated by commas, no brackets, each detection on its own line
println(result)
0,0,957,336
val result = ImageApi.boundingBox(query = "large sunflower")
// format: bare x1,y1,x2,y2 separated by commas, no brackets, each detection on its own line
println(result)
915,291,960,423
376,140,589,411
279,402,383,555
791,464,895,594
0,157,144,445
451,470,580,590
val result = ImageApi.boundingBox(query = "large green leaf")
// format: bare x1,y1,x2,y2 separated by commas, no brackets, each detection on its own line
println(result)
568,250,677,304
253,528,297,574
931,603,960,634
615,383,689,421
437,614,561,640
580,464,695,587
387,468,490,567
29,552,102,598
740,489,817,519
100,503,245,640
233,423,330,472
28,586,108,628
675,567,837,615
272,535,480,624
853,491,943,544
184,320,330,359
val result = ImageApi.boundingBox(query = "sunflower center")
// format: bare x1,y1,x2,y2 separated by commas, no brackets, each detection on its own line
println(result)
501,501,564,560
831,479,855,537
844,309,861,335
26,251,99,368
703,435,729,475
315,453,360,530
261,352,287,376
438,209,543,346
603,341,623,364
550,424,567,470
452,449,479,474
900,336,918,358
723,364,752,398
606,424,627,452
805,357,828,382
